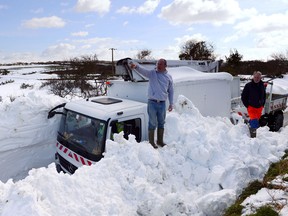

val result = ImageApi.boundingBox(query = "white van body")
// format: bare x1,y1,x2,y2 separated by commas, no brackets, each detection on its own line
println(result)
108,66,232,117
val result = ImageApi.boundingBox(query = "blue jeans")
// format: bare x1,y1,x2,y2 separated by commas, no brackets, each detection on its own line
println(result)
147,100,166,130
249,119,259,129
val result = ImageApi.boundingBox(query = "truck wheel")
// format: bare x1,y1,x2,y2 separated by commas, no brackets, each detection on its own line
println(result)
269,112,284,132
273,112,284,132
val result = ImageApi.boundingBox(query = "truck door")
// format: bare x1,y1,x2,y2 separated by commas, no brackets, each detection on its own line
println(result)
110,118,142,142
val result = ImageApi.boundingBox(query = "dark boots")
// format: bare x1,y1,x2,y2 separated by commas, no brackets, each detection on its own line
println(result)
148,129,167,148
249,119,258,138
249,127,257,138
148,130,158,149
157,128,166,147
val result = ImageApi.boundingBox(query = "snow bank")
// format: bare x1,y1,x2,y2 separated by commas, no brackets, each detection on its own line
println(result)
0,90,66,181
0,93,287,215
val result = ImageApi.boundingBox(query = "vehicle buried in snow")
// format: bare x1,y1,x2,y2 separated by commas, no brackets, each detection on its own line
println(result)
48,58,233,174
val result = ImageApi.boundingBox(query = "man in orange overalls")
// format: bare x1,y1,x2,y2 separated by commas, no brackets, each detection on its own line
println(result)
241,71,266,138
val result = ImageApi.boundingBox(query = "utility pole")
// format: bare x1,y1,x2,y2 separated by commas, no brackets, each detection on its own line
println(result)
109,48,117,74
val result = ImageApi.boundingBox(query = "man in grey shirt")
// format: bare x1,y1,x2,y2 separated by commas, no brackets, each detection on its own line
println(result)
130,59,174,148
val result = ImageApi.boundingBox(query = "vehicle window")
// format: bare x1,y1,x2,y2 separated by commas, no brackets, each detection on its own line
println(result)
58,110,107,156
111,118,141,142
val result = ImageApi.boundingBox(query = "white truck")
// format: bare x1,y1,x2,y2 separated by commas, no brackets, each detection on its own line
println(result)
48,58,233,174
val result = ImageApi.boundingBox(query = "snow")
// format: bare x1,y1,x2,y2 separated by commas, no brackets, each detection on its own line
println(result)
168,67,233,83
0,66,288,215
242,188,288,215
266,74,288,95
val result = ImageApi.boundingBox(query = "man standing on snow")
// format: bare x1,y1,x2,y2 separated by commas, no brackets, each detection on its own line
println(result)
130,59,174,148
241,71,266,138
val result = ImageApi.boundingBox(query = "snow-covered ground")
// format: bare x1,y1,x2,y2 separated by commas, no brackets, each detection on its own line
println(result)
0,65,288,215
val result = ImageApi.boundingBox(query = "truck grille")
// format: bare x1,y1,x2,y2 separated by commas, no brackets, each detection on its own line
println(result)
58,153,78,174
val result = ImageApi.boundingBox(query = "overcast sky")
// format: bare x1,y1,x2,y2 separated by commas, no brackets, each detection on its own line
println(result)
1,0,288,63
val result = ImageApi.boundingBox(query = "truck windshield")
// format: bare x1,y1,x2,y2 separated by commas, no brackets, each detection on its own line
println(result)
58,110,106,158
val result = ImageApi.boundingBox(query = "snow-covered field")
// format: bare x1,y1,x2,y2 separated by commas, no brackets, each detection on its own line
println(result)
0,65,288,215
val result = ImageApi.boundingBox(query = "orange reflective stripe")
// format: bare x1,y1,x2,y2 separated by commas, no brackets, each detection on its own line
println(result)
247,106,263,120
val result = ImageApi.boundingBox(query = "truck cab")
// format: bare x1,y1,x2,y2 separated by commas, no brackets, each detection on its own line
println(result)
53,96,147,174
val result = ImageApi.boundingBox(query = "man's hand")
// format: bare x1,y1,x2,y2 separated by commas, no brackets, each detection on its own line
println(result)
130,62,137,69
168,104,173,112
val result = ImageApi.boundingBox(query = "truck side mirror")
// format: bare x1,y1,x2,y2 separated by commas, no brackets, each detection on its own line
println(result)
47,111,66,119
47,103,66,119
48,111,56,119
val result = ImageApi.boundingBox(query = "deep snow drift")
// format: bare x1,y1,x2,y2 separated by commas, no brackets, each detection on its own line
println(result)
0,65,288,215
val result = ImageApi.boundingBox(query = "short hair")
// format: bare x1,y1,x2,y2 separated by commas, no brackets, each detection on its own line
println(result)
253,71,262,76
158,58,167,66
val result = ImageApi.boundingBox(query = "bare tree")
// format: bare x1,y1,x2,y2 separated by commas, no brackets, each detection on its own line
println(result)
69,54,99,74
136,49,153,60
179,40,215,60
41,54,111,98
271,50,288,61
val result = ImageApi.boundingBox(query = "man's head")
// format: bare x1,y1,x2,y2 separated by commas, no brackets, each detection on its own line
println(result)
156,58,167,72
253,71,262,83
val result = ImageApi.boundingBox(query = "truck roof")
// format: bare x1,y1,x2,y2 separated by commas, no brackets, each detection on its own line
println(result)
134,59,219,73
64,96,147,120
168,67,232,83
